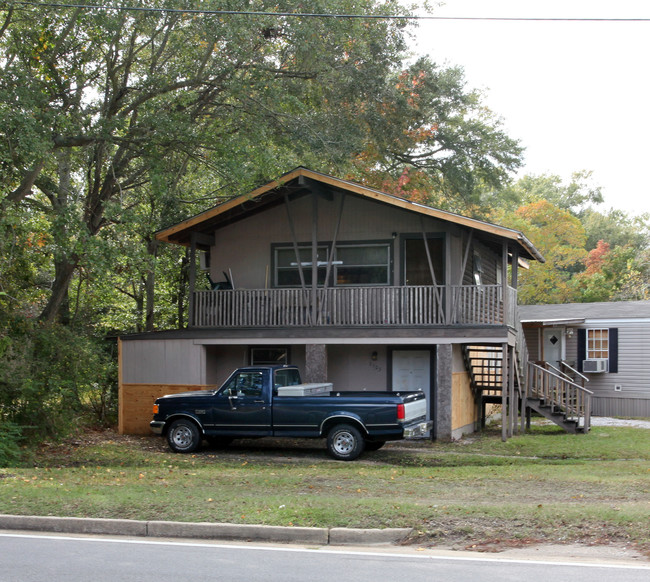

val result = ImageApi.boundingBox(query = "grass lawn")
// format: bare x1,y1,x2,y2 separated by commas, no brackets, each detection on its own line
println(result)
1,423,649,553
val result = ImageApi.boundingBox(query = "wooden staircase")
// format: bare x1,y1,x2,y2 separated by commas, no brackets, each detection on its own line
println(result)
462,344,592,435
463,345,504,407
525,362,592,433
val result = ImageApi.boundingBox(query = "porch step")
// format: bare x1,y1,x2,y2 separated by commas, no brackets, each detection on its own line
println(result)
526,398,588,434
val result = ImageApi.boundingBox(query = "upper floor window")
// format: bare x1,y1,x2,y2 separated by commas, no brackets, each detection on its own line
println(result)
335,244,390,285
273,243,391,287
274,246,329,287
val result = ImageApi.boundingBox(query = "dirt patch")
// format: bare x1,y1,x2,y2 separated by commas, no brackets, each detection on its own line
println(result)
403,515,650,560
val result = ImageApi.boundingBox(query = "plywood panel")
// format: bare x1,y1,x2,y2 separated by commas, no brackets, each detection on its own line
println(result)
452,371,477,431
119,383,217,435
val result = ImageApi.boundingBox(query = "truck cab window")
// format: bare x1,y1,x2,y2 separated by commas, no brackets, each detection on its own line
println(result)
274,368,301,389
221,372,264,398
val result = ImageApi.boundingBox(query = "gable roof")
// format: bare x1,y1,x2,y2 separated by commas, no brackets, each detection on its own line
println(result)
155,167,544,262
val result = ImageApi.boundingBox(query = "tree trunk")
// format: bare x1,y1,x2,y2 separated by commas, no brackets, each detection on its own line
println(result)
39,150,75,324
39,258,76,323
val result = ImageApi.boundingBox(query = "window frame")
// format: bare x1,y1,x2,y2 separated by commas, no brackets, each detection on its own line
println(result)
333,242,392,287
250,346,290,366
271,241,393,288
273,244,330,288
586,328,609,360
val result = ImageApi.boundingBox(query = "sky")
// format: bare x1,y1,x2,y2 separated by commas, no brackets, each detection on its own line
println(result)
408,0,650,216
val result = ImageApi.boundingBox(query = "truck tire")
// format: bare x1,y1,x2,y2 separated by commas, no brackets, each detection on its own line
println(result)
326,424,365,461
167,419,202,453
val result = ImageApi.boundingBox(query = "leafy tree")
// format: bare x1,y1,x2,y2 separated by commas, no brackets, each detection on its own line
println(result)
580,207,650,252
491,173,650,305
493,200,588,304
349,57,523,212
492,171,603,215
1,1,524,327
571,242,650,303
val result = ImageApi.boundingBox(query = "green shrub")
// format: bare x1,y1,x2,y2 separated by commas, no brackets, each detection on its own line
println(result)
0,421,23,467
0,316,117,449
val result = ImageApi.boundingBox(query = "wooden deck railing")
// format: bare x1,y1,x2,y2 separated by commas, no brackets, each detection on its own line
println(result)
192,285,511,328
527,362,593,431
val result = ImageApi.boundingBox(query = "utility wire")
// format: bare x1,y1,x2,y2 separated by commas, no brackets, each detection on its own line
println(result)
6,1,650,22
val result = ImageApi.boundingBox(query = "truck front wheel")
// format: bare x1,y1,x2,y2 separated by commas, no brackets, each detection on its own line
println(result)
326,424,365,461
167,419,202,453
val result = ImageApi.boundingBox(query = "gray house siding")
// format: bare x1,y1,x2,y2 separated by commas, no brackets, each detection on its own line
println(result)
121,338,207,385
581,318,650,417
207,190,501,292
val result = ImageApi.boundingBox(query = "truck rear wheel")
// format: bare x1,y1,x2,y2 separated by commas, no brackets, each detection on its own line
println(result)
326,424,365,461
167,419,201,453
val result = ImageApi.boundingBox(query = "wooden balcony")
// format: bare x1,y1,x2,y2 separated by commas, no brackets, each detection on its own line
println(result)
191,285,516,328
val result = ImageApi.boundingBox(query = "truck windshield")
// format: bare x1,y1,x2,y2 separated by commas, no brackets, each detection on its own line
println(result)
274,368,301,389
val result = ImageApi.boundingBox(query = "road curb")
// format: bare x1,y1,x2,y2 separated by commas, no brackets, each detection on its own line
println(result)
0,514,147,537
0,514,411,546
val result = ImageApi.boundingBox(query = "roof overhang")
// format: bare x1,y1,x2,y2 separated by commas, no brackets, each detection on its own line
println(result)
521,318,585,327
155,167,544,262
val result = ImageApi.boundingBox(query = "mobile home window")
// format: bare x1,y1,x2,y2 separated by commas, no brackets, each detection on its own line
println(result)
586,329,609,359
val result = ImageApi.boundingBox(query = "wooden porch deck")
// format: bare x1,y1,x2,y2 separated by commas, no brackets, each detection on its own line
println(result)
191,285,515,328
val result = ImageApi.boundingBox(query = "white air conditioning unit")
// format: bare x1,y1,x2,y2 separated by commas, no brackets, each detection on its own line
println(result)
583,359,608,373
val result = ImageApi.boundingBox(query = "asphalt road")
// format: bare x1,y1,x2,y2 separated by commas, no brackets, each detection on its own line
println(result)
1,533,649,582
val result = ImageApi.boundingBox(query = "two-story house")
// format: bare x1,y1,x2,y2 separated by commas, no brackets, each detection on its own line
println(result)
118,168,548,440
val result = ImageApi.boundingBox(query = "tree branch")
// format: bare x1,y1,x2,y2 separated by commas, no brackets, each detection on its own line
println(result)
52,134,99,148
3,159,46,206
0,5,13,40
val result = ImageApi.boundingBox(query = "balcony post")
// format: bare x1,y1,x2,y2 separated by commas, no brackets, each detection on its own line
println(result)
311,192,319,325
511,248,519,288
188,233,197,328
502,241,509,325
501,342,508,442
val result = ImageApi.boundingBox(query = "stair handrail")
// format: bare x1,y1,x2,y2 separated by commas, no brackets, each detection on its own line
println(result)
527,361,593,431
544,362,575,384
560,361,590,386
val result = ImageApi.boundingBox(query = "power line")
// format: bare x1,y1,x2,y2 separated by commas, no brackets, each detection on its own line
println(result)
6,2,650,22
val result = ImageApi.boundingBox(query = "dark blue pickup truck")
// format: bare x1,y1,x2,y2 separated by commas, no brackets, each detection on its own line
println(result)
151,365,432,461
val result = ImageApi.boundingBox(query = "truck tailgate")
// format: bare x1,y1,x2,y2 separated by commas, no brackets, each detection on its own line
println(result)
403,396,427,423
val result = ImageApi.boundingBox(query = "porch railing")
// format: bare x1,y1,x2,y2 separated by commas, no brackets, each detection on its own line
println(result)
527,362,593,431
192,284,513,328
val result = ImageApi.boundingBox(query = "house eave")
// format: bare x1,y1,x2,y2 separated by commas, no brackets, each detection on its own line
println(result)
154,167,544,263
119,324,512,344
